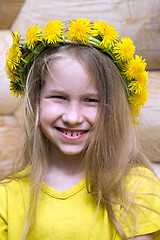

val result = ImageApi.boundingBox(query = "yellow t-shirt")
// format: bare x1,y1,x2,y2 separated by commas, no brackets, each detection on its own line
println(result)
0,167,160,240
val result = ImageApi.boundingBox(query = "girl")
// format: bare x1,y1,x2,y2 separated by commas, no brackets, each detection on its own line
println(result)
1,18,160,239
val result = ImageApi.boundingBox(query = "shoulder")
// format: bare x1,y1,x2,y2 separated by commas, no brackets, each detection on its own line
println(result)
0,168,31,217
123,166,160,206
121,167,160,238
0,168,31,199
124,166,160,194
109,167,160,238
0,168,31,237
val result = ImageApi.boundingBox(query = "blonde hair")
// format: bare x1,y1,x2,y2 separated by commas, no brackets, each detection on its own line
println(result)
4,44,153,239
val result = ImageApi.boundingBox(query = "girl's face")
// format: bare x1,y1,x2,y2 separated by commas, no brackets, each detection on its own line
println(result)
40,55,99,156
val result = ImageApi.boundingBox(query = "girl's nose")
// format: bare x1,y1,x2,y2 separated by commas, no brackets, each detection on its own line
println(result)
62,103,84,125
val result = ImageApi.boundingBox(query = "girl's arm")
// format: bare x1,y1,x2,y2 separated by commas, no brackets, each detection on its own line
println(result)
130,233,153,240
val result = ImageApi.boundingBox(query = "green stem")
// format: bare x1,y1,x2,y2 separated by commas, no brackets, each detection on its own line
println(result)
34,42,45,53
22,43,46,69
107,49,124,70
89,36,101,45
90,37,103,50
20,57,28,64
62,35,67,43
19,71,25,86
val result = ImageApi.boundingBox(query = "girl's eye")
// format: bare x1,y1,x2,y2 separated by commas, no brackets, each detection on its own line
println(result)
85,98,98,103
52,96,67,100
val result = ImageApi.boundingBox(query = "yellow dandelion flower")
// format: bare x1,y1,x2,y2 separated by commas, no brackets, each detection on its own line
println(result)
128,89,149,108
6,64,20,83
6,43,22,70
43,20,64,44
113,37,135,61
131,106,141,125
67,18,92,43
11,31,21,45
10,81,23,97
123,55,147,80
128,71,148,94
92,21,119,49
26,24,42,50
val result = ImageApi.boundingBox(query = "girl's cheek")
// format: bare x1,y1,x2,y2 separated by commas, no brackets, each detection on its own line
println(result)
84,107,99,124
42,101,64,112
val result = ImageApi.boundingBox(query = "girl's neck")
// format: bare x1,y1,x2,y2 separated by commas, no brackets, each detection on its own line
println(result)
44,144,85,191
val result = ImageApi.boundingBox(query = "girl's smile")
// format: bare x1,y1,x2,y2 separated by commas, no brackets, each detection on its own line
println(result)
40,55,99,156
55,127,88,140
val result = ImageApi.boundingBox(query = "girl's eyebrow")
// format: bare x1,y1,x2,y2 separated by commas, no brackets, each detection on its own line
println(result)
43,89,69,96
46,89,67,94
82,93,99,98
45,89,99,97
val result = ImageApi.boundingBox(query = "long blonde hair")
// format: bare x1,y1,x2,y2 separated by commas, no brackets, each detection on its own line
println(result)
4,44,153,239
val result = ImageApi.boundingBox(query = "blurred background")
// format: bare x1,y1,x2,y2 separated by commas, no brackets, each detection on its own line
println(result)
0,0,160,174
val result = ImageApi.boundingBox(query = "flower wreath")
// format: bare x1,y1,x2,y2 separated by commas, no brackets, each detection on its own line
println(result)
6,18,149,123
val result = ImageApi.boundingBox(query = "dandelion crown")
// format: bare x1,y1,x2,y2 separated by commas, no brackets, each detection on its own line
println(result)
6,18,149,123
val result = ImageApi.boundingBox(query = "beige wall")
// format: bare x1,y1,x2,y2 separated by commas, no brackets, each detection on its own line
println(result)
0,0,160,165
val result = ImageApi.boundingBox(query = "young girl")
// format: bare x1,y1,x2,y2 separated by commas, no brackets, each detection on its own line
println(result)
1,18,160,240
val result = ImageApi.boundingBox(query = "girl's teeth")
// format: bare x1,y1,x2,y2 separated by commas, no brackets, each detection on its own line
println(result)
60,129,83,137
67,132,72,137
73,132,78,137
67,131,80,137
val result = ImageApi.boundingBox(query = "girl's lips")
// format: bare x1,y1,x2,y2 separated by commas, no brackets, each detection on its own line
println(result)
55,127,89,139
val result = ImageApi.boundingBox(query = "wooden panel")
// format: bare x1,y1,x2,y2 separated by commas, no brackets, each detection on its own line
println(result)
0,115,22,162
140,72,160,128
0,0,26,29
139,71,160,163
11,0,160,70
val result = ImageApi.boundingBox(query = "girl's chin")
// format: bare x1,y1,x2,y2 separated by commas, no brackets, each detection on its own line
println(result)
48,143,83,155
58,148,84,156
61,146,87,156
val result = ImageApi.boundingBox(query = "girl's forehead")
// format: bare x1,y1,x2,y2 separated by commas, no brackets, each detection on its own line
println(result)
49,53,84,69
48,51,93,75
43,56,98,94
